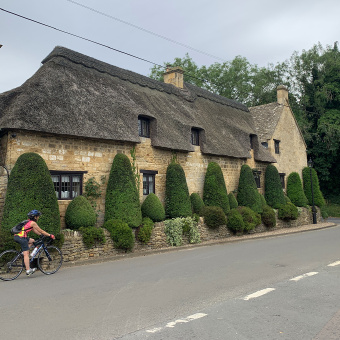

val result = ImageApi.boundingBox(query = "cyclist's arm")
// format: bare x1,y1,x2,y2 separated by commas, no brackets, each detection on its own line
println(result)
31,222,52,237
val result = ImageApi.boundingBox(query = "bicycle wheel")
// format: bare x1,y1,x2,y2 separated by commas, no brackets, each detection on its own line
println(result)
0,250,24,281
37,246,63,275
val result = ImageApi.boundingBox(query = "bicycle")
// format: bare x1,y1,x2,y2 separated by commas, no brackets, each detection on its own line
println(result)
0,235,63,281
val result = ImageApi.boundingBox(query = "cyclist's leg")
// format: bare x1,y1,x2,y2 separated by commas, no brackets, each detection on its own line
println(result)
14,236,31,271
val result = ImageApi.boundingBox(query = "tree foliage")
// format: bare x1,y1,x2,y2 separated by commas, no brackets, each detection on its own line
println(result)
286,172,308,207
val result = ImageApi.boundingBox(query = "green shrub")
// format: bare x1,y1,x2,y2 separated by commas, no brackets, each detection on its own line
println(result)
136,217,154,244
237,165,263,213
165,162,192,218
164,218,183,246
65,196,97,230
103,219,126,241
141,193,165,222
320,205,329,220
259,194,267,208
192,213,200,223
182,217,201,244
302,167,326,207
203,162,230,214
278,202,299,221
287,172,308,207
190,193,205,215
107,220,134,251
237,206,261,233
79,226,106,248
228,192,238,209
105,153,142,227
324,203,340,217
261,205,276,228
265,164,286,209
201,206,227,229
227,209,245,234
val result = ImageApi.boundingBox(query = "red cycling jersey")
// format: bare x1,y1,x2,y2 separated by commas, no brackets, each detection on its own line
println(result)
15,220,33,238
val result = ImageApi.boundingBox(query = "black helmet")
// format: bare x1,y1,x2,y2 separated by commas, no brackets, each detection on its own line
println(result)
27,210,42,220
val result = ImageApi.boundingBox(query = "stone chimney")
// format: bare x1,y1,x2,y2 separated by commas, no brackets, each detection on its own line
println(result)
277,85,289,105
164,66,184,89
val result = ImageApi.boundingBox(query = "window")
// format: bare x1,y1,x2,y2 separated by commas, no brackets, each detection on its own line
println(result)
261,142,268,149
50,171,86,200
140,170,158,195
138,117,150,138
253,170,262,188
191,128,200,146
279,173,286,189
274,139,280,154
250,135,255,149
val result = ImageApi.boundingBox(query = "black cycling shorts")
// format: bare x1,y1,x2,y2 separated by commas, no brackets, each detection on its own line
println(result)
14,235,30,251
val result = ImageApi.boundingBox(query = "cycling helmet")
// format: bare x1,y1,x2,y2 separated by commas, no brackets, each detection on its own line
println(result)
27,210,42,220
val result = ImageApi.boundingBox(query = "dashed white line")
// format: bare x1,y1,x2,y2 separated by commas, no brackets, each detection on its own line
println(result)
290,272,318,281
243,288,275,301
328,261,340,267
146,313,207,334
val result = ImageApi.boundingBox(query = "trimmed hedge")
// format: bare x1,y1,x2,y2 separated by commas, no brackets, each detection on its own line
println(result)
278,202,299,221
203,162,230,214
287,172,308,207
201,206,227,229
65,196,96,230
190,193,205,215
141,193,165,222
302,167,325,207
104,219,134,251
79,226,106,248
237,165,263,213
228,192,238,209
261,205,276,228
1,153,60,252
165,162,192,218
227,209,245,234
136,217,154,244
105,153,142,227
265,164,286,209
237,206,261,233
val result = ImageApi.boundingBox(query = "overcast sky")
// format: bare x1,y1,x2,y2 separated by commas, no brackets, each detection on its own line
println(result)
1,0,339,93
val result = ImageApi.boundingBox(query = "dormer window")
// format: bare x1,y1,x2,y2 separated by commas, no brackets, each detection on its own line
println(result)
274,139,280,154
138,117,150,138
191,128,200,146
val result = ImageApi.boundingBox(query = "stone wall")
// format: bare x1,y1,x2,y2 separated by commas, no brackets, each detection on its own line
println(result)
61,207,321,264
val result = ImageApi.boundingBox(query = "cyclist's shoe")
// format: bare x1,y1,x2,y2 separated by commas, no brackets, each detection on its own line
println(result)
26,268,37,276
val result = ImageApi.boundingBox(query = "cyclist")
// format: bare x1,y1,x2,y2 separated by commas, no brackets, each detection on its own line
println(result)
13,210,55,276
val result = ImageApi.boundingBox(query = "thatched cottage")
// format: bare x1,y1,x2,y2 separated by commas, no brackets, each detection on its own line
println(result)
0,47,307,227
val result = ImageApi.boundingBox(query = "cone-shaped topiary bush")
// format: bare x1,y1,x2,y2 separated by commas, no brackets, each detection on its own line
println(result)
264,164,286,209
237,165,263,213
228,192,238,209
203,162,230,214
141,193,165,222
287,172,308,207
302,167,325,207
190,193,205,215
165,161,192,218
105,153,142,227
65,195,96,230
1,152,60,251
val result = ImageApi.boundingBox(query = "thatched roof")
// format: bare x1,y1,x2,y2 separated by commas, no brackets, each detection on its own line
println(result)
249,103,283,142
0,46,275,162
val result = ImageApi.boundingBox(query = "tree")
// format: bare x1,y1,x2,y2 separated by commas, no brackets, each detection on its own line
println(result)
302,167,325,207
203,162,230,214
165,161,192,218
237,165,263,213
286,172,308,207
0,153,60,250
105,153,142,227
264,165,286,209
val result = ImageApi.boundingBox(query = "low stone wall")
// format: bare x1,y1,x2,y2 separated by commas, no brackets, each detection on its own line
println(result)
61,207,321,264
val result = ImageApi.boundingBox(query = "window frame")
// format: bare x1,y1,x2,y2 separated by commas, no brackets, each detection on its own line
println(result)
140,170,158,195
191,128,200,146
138,117,150,138
274,139,280,154
50,170,87,200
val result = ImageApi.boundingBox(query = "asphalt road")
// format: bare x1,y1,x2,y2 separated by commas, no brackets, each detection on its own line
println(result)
1,221,340,340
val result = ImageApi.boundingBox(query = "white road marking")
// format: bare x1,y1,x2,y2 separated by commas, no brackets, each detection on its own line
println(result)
328,261,340,267
290,272,318,281
146,313,207,334
243,288,275,301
